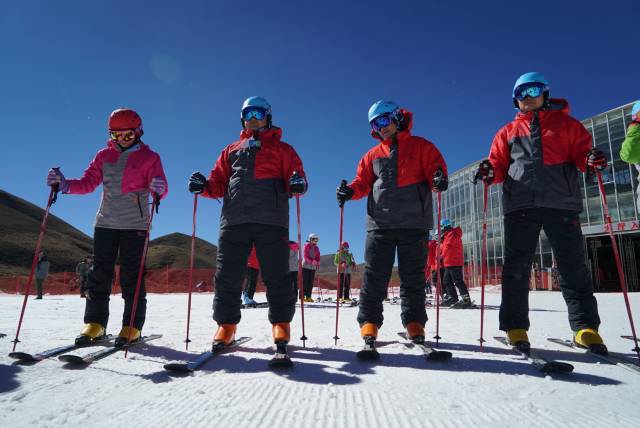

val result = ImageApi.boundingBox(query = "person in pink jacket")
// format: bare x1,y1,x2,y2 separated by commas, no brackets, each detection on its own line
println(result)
46,108,168,347
302,233,321,302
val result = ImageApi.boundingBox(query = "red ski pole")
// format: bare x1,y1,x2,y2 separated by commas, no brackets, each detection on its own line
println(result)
334,202,345,345
478,182,489,351
296,194,307,347
596,172,640,359
434,191,443,345
12,183,59,351
124,193,160,358
184,194,198,350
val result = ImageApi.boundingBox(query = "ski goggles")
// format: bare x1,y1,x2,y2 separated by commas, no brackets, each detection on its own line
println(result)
370,114,394,131
242,107,267,121
109,130,136,142
514,84,545,101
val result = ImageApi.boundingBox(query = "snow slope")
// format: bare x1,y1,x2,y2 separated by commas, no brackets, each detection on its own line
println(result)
1,290,640,428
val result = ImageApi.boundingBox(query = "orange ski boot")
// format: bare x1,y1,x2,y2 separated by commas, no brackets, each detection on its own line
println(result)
213,323,237,348
272,322,291,344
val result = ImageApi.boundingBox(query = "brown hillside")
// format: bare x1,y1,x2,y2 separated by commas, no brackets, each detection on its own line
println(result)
146,232,217,269
0,189,93,276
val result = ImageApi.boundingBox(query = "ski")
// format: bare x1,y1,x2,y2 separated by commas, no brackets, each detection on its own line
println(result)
59,334,162,365
0,333,6,338
398,332,452,361
8,335,114,363
268,342,294,369
241,302,269,309
495,336,573,374
164,336,252,372
548,338,640,375
356,336,380,360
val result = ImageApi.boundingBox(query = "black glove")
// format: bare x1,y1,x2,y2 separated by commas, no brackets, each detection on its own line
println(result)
586,148,608,172
188,171,207,194
336,180,354,207
432,168,448,192
289,171,308,195
473,159,495,184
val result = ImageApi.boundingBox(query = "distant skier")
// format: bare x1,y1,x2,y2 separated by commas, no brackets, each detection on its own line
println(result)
302,233,320,302
620,101,640,214
75,255,92,298
188,96,307,350
242,245,260,305
475,72,607,353
336,100,447,350
334,241,356,301
288,241,300,297
425,235,438,296
439,219,471,308
34,251,49,300
47,108,168,347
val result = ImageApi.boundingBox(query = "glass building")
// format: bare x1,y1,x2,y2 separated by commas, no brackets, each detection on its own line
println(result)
437,101,639,292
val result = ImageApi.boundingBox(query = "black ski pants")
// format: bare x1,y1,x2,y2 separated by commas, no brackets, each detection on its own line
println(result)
500,208,600,332
213,223,294,325
84,227,147,330
357,229,428,328
443,266,469,300
339,273,351,299
302,268,316,298
244,267,259,299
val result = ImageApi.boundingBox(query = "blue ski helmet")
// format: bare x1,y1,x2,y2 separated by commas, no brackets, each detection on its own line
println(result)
513,72,549,99
440,218,452,229
632,101,640,119
241,96,272,127
368,100,400,123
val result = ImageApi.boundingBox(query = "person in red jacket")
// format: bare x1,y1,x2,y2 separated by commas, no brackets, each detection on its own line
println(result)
337,100,448,352
47,108,168,347
424,235,437,295
188,96,307,350
439,219,471,307
242,244,260,305
475,72,607,354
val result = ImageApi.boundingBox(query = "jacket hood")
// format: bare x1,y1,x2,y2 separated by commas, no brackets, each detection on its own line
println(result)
515,98,570,121
370,109,414,144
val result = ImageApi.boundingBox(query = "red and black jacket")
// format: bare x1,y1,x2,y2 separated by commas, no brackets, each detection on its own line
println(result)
489,99,592,214
201,126,305,229
441,227,464,267
348,110,447,231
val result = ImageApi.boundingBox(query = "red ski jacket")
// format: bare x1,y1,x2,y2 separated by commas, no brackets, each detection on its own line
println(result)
348,110,447,231
247,245,260,269
201,126,305,229
489,99,592,214
441,227,464,267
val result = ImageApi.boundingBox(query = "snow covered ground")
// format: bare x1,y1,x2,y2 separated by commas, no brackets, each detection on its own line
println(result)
1,289,640,428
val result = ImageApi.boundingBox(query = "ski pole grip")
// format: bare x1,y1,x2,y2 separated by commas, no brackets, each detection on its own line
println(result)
153,193,161,213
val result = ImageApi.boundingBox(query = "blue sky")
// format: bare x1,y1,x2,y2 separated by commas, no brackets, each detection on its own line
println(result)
1,0,638,262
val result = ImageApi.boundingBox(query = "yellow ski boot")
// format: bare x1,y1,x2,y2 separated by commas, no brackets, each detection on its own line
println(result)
574,328,608,355
75,323,106,346
115,326,141,348
507,328,530,352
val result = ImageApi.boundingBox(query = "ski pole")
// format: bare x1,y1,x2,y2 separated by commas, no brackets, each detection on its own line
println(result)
124,193,160,358
12,181,60,351
434,191,443,345
295,194,308,347
478,182,489,351
596,171,640,359
334,201,345,345
184,194,198,350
